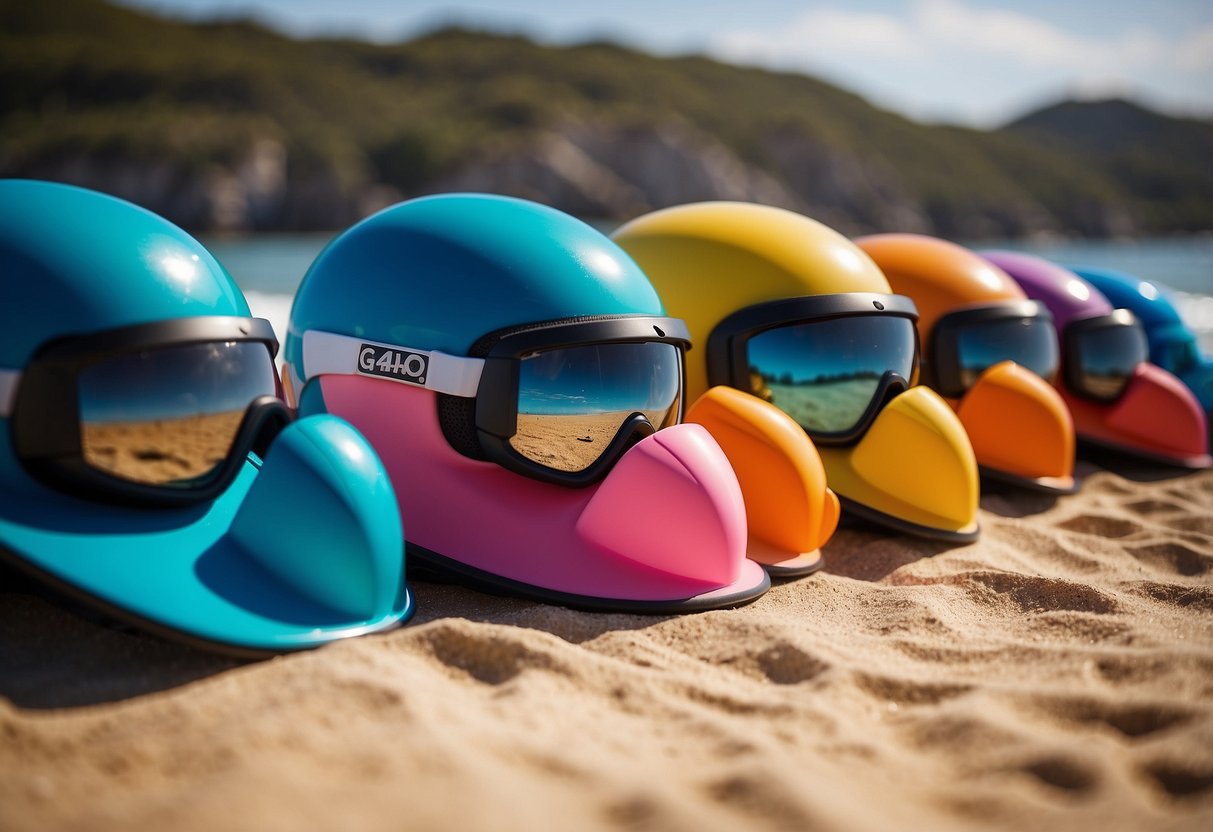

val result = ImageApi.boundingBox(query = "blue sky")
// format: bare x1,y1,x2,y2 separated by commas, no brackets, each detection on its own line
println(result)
115,1,1213,127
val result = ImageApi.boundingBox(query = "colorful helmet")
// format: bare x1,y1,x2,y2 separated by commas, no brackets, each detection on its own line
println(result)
0,180,413,654
285,193,770,611
614,202,980,542
1073,266,1213,440
983,251,1210,468
856,234,1076,493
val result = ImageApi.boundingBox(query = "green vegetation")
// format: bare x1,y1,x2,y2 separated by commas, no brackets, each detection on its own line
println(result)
2,0,1209,235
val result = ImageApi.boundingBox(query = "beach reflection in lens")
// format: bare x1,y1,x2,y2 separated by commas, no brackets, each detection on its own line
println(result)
79,341,277,486
1075,320,1148,400
955,316,1059,390
747,316,916,435
509,342,681,473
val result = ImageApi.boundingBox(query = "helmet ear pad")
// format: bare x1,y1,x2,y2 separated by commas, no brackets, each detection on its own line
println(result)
437,393,487,461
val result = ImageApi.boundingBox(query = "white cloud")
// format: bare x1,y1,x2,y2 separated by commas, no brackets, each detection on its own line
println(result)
707,0,1212,125
713,7,922,66
714,0,1179,74
1176,25,1213,71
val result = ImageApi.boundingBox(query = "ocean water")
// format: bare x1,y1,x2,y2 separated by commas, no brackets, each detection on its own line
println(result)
210,232,1213,354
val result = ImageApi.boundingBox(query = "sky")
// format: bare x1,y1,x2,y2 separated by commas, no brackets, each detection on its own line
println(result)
114,0,1213,127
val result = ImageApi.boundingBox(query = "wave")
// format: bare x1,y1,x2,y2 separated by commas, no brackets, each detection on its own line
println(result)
1169,289,1213,353
244,291,296,346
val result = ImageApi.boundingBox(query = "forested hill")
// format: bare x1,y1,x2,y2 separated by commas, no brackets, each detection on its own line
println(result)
2,0,1209,236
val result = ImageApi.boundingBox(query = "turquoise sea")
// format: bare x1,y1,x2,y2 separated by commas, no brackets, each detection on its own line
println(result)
208,232,1213,354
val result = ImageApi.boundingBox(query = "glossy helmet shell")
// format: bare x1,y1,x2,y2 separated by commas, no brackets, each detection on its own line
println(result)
0,180,412,653
286,193,665,367
1,179,250,370
614,202,980,542
857,234,1075,493
286,193,768,610
985,250,1210,468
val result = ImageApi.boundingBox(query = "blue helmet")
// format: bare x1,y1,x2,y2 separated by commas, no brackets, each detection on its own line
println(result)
0,180,413,654
1072,266,1213,415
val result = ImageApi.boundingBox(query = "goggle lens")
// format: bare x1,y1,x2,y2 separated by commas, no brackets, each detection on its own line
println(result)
746,316,916,435
955,316,1059,390
78,341,278,486
1073,319,1148,401
509,342,682,473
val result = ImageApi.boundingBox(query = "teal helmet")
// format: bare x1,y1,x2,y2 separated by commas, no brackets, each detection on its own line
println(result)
286,194,769,612
0,180,413,655
286,193,668,362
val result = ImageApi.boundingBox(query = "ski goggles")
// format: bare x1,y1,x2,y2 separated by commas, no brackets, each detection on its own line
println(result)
1063,309,1149,402
706,293,919,445
926,300,1060,398
301,315,690,487
2,316,287,505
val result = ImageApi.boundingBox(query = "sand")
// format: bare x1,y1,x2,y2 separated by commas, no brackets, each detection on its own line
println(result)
511,410,666,471
1,456,1211,831
82,410,245,484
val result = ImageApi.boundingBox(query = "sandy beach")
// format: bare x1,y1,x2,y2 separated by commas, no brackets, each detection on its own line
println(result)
82,410,245,484
512,410,667,471
1,455,1211,831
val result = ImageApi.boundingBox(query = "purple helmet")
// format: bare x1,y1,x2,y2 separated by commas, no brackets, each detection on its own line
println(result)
983,250,1209,468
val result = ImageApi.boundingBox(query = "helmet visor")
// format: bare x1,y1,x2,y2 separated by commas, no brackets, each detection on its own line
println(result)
79,341,278,486
745,315,917,437
510,342,682,473
1067,310,1148,401
11,316,286,505
956,318,1058,388
929,302,1059,397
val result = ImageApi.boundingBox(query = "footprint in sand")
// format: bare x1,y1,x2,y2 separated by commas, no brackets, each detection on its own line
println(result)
1056,514,1143,538
1140,759,1213,799
1019,754,1100,793
1126,542,1212,577
1019,694,1196,739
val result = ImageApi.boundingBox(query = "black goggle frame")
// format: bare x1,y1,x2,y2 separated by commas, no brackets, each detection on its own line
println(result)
10,316,287,506
706,292,920,446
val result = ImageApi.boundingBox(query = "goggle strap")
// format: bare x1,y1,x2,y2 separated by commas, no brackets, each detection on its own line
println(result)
0,369,19,417
300,330,484,397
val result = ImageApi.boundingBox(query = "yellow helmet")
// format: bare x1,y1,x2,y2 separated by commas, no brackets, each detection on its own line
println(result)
615,202,980,541
856,234,1076,494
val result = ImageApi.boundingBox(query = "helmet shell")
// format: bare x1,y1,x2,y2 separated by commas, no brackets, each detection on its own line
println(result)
1071,267,1193,364
615,202,980,541
286,193,664,374
858,235,1075,493
855,234,1026,337
287,193,770,609
980,251,1111,330
0,180,414,652
0,179,249,369
613,201,892,400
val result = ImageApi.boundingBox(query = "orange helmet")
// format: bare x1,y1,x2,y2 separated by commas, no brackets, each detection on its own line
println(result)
856,234,1076,493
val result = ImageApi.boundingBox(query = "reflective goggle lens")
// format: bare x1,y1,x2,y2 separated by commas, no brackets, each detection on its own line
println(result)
78,341,278,486
509,342,682,473
1072,319,1148,401
746,316,916,435
955,316,1059,390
